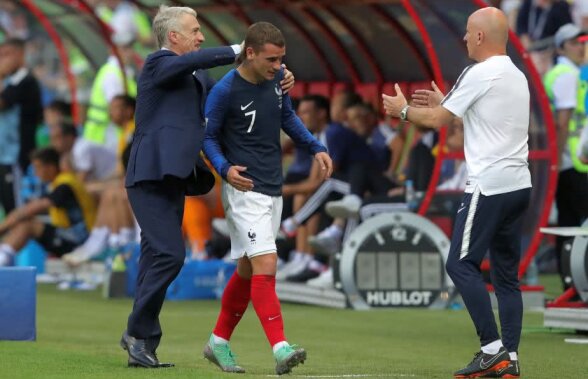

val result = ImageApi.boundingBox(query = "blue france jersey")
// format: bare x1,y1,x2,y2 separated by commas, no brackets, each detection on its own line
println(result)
203,69,326,196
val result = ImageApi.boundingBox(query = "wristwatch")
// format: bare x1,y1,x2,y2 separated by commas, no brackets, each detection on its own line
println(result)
400,104,410,121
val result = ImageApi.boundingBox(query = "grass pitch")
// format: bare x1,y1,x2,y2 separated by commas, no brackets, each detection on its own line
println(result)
1,276,586,379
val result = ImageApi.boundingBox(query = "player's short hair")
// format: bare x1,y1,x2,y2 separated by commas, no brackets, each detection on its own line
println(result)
31,147,60,168
244,22,285,53
300,94,331,122
112,94,136,111
338,91,363,110
153,5,198,49
59,123,78,138
46,100,71,117
1,38,26,50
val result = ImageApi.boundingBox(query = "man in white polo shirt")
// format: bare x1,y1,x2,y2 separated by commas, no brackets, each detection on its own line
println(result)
383,7,530,379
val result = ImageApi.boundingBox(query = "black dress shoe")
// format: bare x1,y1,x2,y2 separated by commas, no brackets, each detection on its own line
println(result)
120,332,161,368
147,338,175,368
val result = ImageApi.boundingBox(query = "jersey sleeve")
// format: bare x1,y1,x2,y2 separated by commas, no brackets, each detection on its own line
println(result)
0,82,22,110
46,184,75,208
441,64,490,118
72,140,93,172
203,73,233,178
281,94,327,156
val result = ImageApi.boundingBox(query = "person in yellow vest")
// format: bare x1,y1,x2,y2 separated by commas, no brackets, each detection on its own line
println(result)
0,147,96,266
83,32,137,149
543,23,588,291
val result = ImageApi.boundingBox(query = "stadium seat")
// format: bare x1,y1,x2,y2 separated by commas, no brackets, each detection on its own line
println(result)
0,267,36,341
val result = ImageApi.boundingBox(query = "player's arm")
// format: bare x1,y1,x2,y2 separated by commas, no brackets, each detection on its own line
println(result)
282,160,324,196
0,197,51,234
203,76,254,191
152,46,240,86
281,94,332,178
203,79,231,178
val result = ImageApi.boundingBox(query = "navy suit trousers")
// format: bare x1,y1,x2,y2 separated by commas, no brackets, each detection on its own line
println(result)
126,176,187,340
445,187,530,353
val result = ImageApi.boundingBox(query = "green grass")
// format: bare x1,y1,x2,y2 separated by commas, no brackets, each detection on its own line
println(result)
1,281,586,379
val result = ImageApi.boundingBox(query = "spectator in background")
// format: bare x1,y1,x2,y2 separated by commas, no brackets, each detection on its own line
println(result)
83,32,137,150
49,123,118,186
277,94,331,278
38,100,73,148
0,148,96,266
571,0,588,30
543,23,588,292
62,95,137,266
0,38,43,214
20,100,72,205
517,0,572,46
96,0,154,54
517,0,573,74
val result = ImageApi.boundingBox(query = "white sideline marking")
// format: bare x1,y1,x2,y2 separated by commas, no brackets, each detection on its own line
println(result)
266,374,416,378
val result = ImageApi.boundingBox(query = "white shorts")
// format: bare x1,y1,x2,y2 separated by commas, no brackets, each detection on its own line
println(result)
222,182,283,260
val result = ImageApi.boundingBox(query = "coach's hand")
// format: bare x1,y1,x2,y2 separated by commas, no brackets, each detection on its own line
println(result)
314,152,333,180
412,81,444,108
382,84,408,118
227,166,254,192
281,64,295,93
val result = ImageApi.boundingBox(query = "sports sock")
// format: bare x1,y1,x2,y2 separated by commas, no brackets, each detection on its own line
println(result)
272,341,289,354
509,352,518,361
251,274,286,346
212,334,229,345
481,339,504,354
82,226,110,256
118,227,135,246
212,272,251,340
0,243,16,266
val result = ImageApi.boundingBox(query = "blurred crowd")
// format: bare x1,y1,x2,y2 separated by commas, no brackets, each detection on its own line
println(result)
0,0,587,294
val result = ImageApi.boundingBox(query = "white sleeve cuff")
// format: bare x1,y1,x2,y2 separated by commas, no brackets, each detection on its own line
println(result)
231,44,241,55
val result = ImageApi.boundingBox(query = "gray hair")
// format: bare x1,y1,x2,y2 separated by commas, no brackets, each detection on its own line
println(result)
152,5,197,49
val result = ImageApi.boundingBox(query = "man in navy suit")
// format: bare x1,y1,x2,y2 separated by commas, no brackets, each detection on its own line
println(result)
120,5,293,368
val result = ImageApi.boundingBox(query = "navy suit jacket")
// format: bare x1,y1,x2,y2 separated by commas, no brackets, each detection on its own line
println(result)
125,47,236,193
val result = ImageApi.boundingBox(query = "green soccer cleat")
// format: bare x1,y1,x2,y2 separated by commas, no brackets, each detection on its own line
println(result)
203,334,245,373
274,344,307,375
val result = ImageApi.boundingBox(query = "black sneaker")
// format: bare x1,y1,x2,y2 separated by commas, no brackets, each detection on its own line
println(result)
453,347,510,378
482,360,520,378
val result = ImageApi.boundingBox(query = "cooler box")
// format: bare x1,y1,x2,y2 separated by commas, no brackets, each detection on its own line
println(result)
125,243,236,300
0,267,36,341
166,259,236,300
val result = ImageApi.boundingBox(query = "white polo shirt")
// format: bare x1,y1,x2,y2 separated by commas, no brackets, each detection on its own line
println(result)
441,55,532,196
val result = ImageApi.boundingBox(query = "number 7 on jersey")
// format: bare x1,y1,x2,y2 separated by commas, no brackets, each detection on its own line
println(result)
245,110,256,133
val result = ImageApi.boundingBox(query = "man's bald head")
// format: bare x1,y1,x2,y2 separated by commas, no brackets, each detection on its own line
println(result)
464,7,509,61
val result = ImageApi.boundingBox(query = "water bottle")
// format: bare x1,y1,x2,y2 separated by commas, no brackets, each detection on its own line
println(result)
405,180,418,211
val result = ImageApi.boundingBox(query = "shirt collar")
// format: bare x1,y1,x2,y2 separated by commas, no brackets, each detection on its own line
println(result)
5,67,28,86
558,56,580,71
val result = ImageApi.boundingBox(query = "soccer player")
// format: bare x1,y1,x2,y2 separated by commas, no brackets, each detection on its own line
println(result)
202,22,332,375
384,7,530,379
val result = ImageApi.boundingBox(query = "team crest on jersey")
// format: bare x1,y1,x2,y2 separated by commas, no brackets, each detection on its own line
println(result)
275,84,283,109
